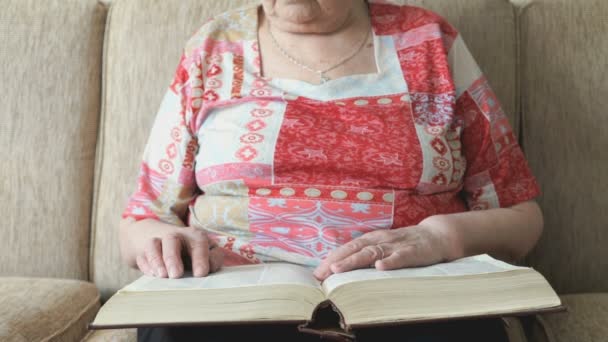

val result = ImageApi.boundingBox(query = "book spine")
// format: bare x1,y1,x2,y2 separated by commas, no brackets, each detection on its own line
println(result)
297,300,356,341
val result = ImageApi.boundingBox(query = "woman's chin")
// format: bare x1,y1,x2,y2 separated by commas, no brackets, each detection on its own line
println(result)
270,17,346,34
276,11,320,25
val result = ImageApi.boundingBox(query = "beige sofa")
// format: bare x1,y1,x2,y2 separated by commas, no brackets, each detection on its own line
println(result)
1,0,606,341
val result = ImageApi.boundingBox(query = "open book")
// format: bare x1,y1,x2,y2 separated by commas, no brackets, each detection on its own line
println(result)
90,255,563,338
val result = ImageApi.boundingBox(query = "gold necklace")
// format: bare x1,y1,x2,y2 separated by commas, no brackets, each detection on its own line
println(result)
267,23,371,84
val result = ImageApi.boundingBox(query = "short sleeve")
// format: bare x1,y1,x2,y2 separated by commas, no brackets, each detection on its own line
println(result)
448,35,541,210
122,51,201,226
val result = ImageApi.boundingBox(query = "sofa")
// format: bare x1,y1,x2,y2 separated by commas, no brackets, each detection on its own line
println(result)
1,0,606,341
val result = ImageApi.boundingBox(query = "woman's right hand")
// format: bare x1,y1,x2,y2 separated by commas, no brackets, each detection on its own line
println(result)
119,217,224,279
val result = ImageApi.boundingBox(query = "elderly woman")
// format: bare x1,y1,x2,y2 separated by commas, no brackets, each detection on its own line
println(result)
120,0,543,341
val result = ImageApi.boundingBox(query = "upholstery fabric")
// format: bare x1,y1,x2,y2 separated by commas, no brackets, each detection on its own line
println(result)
92,0,517,301
540,293,608,342
0,0,106,279
518,0,608,294
82,328,136,342
0,277,100,342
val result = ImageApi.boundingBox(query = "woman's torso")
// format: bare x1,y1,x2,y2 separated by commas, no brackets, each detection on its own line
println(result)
186,3,467,266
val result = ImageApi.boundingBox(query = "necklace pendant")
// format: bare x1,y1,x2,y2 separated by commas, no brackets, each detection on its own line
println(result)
319,73,330,84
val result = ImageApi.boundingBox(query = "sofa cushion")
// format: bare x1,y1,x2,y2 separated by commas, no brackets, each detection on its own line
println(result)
0,277,100,342
540,293,608,342
518,0,608,293
0,0,106,279
82,329,136,342
92,0,517,301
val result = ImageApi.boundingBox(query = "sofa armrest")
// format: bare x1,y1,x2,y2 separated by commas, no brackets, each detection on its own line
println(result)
0,277,100,342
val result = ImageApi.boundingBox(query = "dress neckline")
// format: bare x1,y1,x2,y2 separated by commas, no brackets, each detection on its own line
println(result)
251,5,384,88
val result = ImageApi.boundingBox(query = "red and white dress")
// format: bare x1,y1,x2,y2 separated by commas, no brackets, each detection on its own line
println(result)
122,2,540,267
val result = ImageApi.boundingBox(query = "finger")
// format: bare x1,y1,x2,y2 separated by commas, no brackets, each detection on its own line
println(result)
136,254,154,277
186,230,210,277
314,238,373,280
331,245,384,274
208,245,224,273
145,238,167,278
162,234,184,278
375,248,416,270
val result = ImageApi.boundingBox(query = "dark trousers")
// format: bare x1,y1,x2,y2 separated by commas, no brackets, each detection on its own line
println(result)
137,318,509,341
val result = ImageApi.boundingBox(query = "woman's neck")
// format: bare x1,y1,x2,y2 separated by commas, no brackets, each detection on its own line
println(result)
258,1,375,83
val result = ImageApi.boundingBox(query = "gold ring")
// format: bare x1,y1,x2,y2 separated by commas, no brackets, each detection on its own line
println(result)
369,245,385,268
376,245,385,260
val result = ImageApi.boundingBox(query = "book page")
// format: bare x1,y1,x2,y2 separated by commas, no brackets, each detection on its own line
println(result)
322,254,527,294
120,262,320,293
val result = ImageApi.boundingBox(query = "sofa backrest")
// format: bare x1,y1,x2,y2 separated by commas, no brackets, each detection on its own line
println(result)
91,0,518,300
0,0,106,280
518,0,608,294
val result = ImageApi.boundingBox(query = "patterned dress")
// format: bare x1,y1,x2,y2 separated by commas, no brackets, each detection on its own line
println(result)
122,2,540,267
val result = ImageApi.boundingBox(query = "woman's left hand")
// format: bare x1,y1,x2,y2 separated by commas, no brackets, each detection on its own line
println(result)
313,223,454,281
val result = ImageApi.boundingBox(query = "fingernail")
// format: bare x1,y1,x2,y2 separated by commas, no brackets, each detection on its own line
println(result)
156,267,164,277
168,266,177,278
194,267,204,277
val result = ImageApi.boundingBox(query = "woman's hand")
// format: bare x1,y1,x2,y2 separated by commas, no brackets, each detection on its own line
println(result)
313,223,456,281
119,218,224,279
313,201,543,281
